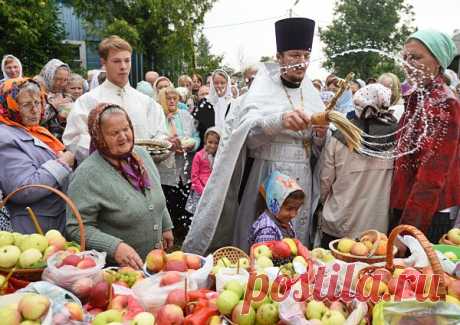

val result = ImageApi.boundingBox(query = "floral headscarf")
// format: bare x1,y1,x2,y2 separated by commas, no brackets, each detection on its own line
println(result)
353,83,396,124
88,103,151,193
259,170,303,216
39,59,70,92
0,78,64,154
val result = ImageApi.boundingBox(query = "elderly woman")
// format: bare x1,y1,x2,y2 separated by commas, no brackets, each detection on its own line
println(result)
66,103,174,269
320,84,398,248
1,55,22,82
157,87,200,242
40,59,73,140
0,78,74,233
154,76,173,95
391,29,460,243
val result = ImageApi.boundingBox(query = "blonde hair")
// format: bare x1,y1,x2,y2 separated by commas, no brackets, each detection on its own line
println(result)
4,56,17,66
98,35,132,60
178,75,192,87
69,73,84,85
158,86,180,115
378,73,401,106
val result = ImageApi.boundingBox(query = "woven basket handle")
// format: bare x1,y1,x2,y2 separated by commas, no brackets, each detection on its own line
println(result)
387,224,446,298
0,184,86,251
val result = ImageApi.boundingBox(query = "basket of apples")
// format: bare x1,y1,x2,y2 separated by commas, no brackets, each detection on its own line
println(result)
329,229,398,264
249,238,311,275
356,225,460,317
0,184,86,282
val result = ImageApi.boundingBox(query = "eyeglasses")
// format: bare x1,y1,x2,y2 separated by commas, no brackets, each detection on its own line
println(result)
19,100,42,111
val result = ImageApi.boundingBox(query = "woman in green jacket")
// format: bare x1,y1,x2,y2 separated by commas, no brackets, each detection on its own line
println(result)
66,103,174,269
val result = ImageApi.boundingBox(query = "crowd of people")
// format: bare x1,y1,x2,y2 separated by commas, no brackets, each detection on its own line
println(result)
0,17,459,269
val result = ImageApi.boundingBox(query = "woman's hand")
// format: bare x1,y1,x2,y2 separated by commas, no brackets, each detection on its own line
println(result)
57,151,75,168
162,230,174,250
114,242,144,270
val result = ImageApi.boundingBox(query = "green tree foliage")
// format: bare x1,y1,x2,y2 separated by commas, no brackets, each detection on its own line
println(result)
66,0,221,80
0,0,73,76
195,31,223,78
320,0,415,80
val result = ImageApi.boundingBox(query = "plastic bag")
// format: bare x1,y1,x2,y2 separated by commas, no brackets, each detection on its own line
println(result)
373,299,460,325
0,291,53,324
132,271,199,312
18,281,89,324
42,250,106,292
215,267,249,292
143,253,213,289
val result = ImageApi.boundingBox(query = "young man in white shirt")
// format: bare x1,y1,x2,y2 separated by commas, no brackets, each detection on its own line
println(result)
63,36,170,162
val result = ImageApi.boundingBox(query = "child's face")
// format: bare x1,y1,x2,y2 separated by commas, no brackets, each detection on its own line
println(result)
205,133,219,155
276,198,303,224
67,81,84,101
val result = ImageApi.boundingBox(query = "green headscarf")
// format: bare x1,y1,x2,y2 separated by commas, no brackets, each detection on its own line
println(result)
408,29,457,69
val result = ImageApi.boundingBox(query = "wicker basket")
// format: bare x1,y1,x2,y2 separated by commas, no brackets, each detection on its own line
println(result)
439,234,459,246
0,184,86,282
329,229,397,264
212,246,249,266
358,224,448,300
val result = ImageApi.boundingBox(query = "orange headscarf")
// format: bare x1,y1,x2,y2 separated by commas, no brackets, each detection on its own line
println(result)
0,78,64,154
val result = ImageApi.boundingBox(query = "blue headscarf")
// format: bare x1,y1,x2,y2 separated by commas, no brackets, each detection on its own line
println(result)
259,171,303,215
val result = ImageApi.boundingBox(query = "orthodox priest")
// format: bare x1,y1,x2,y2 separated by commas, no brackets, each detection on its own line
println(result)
182,17,327,254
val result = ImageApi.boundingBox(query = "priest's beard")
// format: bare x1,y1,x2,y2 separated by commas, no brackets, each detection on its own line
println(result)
282,68,306,84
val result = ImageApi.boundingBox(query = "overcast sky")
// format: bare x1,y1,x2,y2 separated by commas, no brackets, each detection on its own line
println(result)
203,0,459,79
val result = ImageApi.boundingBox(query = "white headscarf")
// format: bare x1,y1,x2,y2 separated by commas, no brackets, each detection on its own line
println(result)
208,69,232,130
1,55,23,80
89,69,106,90
39,58,70,92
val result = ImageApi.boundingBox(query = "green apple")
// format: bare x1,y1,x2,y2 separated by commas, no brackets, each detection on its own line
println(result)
224,280,245,299
0,245,21,268
321,310,346,325
232,301,256,325
306,300,329,320
93,309,123,325
11,233,24,247
0,231,14,247
311,248,335,263
254,245,272,259
19,321,40,325
19,248,42,268
216,290,240,315
18,293,50,321
131,311,155,325
0,305,21,325
337,238,355,254
256,303,279,325
20,234,48,253
211,265,223,275
255,256,273,270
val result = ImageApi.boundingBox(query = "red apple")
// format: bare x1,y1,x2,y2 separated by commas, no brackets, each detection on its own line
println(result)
65,302,83,321
185,255,201,270
87,307,104,316
166,288,187,309
77,256,96,269
271,241,291,259
400,268,422,292
146,249,167,273
160,272,182,287
388,278,398,295
88,281,113,309
109,295,129,311
72,277,94,298
60,254,82,267
165,260,188,272
156,304,184,325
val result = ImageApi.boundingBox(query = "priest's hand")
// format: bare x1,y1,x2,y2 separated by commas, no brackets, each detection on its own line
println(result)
114,242,144,270
162,230,174,250
282,109,311,131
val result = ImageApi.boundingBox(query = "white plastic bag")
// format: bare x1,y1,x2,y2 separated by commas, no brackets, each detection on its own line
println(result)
132,271,199,312
215,267,250,293
42,250,106,291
